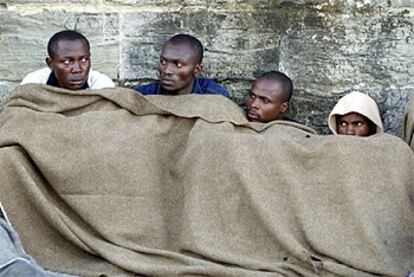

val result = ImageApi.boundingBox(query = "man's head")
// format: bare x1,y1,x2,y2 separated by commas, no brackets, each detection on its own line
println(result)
46,30,91,90
328,91,384,136
246,71,293,123
336,112,376,136
158,34,203,95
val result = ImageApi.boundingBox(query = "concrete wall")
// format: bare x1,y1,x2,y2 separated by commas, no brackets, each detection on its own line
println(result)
1,0,413,135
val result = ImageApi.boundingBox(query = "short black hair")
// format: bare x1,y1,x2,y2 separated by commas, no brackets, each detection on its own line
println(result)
47,30,90,58
257,71,293,102
166,34,203,64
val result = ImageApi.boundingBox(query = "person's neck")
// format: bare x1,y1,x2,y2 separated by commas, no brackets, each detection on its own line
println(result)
176,78,195,95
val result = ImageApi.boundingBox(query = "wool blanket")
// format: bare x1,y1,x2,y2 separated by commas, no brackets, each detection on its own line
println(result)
0,84,413,276
404,96,414,151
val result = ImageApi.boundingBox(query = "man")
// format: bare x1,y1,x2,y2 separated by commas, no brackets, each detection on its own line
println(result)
21,30,114,90
328,91,383,137
134,34,229,97
246,71,293,123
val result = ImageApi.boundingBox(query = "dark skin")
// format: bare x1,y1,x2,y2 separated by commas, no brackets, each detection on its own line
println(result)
159,42,202,95
336,112,376,136
46,39,91,90
246,78,289,123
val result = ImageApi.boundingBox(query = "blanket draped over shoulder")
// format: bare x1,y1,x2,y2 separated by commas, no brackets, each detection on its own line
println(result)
404,97,414,151
0,84,413,277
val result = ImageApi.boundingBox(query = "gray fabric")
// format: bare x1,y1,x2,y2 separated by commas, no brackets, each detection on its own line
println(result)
0,219,33,266
0,219,76,277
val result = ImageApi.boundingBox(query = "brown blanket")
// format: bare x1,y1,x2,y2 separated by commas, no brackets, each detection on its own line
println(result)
0,84,413,276
403,96,414,151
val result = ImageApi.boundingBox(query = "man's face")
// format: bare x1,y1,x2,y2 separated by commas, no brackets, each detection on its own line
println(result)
158,42,202,95
336,112,375,137
246,78,288,123
46,39,91,90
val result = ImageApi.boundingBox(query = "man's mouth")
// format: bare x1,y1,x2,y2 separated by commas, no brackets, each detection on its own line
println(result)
247,109,260,121
70,78,86,85
161,78,175,86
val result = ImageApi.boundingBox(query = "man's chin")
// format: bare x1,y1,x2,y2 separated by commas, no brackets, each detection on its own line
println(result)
161,83,176,91
247,112,261,122
66,81,87,90
248,118,261,122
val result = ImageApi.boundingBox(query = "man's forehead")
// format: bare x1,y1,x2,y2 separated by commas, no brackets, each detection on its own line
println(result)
55,39,90,54
252,79,284,98
338,112,368,121
161,42,196,60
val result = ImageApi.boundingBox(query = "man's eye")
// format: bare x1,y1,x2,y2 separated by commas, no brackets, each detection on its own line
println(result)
160,60,166,65
176,63,182,68
249,93,255,99
339,122,347,127
262,99,270,104
63,60,70,65
356,121,363,126
81,57,88,63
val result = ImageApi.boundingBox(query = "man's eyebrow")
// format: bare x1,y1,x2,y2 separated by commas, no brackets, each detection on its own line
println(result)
160,55,185,62
160,56,173,62
259,95,272,101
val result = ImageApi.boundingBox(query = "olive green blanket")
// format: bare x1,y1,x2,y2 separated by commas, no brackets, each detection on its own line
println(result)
0,84,413,276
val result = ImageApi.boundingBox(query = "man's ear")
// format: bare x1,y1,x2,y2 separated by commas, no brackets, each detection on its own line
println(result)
46,57,53,69
281,102,289,114
193,63,203,77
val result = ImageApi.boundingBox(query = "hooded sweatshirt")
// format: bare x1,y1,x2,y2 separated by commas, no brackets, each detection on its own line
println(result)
328,91,384,135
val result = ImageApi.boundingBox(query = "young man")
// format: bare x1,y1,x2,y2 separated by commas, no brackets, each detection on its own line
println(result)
134,34,229,97
246,71,293,123
21,30,114,90
328,91,383,137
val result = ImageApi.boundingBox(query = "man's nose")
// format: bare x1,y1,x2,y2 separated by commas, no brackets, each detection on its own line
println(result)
250,98,260,109
71,62,83,73
163,63,173,75
346,125,356,135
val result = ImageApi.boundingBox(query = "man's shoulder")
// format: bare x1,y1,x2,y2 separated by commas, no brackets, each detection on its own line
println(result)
281,116,300,124
133,82,160,95
196,77,229,97
88,70,115,89
20,68,51,85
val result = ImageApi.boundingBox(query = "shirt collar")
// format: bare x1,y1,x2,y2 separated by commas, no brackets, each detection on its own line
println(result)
156,78,198,95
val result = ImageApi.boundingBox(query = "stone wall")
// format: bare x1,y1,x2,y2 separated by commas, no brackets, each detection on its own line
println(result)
1,0,413,135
